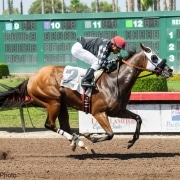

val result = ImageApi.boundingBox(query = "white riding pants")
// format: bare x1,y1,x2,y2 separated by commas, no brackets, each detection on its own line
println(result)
71,42,101,70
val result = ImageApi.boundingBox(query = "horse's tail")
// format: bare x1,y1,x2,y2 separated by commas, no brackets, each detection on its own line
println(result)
0,80,31,110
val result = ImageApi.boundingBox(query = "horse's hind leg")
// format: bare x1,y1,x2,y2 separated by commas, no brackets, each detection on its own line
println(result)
44,102,72,140
58,103,71,134
84,112,114,143
44,102,60,133
57,103,77,150
55,102,88,151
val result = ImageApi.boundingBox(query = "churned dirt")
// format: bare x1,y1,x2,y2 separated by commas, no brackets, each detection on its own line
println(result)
0,131,180,180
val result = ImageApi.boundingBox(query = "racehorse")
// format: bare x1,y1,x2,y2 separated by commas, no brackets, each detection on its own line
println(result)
0,43,173,151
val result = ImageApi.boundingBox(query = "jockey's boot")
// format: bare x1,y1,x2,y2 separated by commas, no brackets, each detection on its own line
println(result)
81,68,95,88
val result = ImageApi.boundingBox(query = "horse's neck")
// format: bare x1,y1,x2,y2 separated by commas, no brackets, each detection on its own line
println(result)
124,57,143,75
117,58,142,89
129,51,145,67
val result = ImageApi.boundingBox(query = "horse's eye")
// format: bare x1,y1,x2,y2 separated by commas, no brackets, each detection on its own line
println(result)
151,55,158,63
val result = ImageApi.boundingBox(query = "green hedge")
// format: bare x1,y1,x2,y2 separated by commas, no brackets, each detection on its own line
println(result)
132,72,168,92
0,63,9,78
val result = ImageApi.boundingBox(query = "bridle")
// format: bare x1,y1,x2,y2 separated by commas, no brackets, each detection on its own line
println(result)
115,54,162,97
121,59,161,74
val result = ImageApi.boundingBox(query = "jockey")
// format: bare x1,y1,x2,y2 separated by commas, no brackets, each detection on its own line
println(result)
71,36,126,88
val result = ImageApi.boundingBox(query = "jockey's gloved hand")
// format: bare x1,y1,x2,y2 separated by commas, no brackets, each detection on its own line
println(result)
100,59,110,68
113,55,123,62
104,59,118,73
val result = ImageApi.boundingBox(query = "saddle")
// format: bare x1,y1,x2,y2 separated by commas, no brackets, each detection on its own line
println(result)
60,66,104,113
61,62,119,114
82,62,119,114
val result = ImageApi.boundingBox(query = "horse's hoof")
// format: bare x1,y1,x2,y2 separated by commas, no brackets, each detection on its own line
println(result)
80,146,88,151
127,143,133,149
91,149,96,154
71,146,76,151
78,140,86,148
85,148,96,154
70,140,76,151
127,139,136,149
82,132,91,138
128,140,133,143
89,137,98,143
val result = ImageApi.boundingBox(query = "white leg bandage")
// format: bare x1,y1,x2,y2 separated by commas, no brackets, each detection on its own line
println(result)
57,129,72,140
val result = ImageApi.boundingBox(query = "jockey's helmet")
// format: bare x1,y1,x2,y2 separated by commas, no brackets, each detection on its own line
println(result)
111,36,126,50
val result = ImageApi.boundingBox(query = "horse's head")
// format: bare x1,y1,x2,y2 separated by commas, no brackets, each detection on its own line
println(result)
140,43,173,78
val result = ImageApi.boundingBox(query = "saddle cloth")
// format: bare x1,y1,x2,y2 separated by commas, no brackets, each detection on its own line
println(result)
60,66,103,96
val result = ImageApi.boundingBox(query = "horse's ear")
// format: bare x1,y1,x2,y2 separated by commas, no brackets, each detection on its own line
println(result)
140,43,151,53
140,43,145,49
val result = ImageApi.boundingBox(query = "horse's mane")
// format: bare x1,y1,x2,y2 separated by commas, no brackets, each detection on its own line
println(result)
122,48,137,60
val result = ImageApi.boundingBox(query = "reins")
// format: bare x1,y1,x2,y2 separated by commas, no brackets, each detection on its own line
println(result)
122,59,159,73
121,59,161,78
137,72,154,78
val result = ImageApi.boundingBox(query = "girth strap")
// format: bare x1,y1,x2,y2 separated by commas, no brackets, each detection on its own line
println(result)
82,90,91,114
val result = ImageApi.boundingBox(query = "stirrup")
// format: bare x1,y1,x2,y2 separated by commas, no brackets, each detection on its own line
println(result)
81,81,95,88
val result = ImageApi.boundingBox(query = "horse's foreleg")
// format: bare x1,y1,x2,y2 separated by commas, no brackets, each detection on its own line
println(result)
118,109,142,149
83,112,114,143
127,115,142,149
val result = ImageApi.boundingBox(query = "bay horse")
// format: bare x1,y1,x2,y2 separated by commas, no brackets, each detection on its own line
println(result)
0,43,172,151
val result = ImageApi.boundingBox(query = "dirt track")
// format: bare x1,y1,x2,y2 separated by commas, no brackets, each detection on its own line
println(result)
0,130,180,180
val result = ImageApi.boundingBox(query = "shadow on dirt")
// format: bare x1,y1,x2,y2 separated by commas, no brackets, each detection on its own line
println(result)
67,152,180,160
